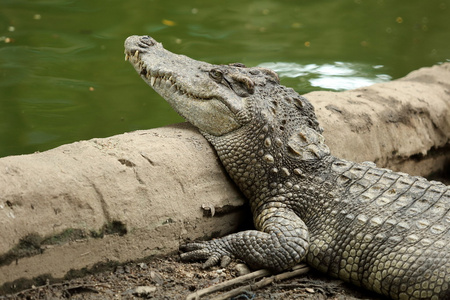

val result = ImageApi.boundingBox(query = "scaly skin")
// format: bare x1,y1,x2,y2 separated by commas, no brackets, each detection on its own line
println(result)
124,35,450,300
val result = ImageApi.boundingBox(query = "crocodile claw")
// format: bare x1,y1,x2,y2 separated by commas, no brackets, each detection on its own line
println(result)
180,241,233,269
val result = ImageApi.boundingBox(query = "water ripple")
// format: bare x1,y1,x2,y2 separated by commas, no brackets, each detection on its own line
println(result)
258,61,391,91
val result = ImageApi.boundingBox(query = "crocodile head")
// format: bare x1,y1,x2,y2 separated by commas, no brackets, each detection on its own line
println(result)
125,35,261,136
124,35,328,160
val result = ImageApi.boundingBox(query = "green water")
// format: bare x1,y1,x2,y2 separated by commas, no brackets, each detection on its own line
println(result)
1,0,449,158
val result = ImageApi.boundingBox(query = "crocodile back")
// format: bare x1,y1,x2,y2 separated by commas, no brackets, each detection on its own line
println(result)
306,158,450,299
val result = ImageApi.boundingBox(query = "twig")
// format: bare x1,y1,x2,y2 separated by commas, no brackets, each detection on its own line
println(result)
211,264,309,300
186,269,271,300
185,264,309,300
12,282,109,298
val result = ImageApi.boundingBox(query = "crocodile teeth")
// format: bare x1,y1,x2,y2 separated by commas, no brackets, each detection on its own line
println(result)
150,76,156,86
124,53,130,61
169,84,177,93
134,50,139,58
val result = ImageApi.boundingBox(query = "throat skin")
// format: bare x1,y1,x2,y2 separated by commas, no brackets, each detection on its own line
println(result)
125,35,450,300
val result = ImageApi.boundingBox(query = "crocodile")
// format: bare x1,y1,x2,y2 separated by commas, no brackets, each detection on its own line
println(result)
124,35,450,300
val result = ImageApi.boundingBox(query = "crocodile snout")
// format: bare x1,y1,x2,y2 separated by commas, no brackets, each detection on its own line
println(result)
124,35,157,54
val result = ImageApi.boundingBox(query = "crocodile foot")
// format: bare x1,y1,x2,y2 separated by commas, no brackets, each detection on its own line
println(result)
180,240,233,269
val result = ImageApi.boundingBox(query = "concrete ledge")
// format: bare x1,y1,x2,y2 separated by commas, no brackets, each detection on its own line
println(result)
315,63,450,176
1,63,449,293
0,124,246,293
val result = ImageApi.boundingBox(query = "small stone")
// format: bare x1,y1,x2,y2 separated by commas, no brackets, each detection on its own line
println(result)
138,262,148,269
235,263,251,276
124,286,157,296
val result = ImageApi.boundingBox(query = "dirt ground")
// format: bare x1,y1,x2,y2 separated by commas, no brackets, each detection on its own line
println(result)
0,254,385,300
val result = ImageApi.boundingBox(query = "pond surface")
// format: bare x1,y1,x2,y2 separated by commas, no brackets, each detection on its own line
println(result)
1,0,449,157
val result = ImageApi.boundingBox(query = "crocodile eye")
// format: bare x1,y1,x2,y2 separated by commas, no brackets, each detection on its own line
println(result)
209,69,223,82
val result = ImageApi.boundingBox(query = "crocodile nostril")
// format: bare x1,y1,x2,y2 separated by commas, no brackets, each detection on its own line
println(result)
140,36,155,47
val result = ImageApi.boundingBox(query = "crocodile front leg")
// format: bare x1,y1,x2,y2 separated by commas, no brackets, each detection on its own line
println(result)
181,208,309,272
